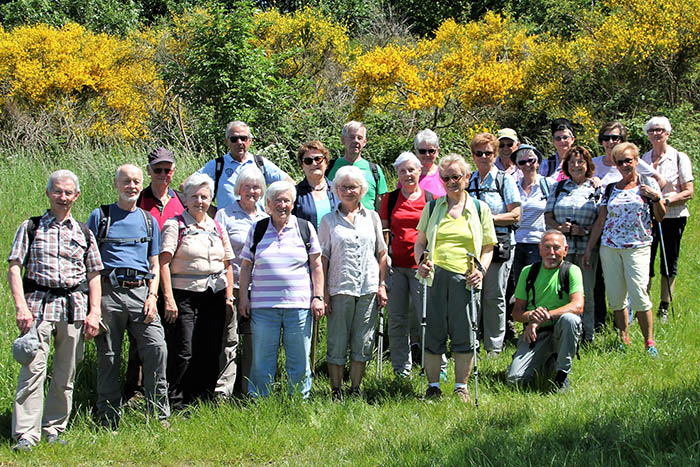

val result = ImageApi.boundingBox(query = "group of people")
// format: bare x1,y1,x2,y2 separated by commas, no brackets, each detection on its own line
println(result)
8,117,693,450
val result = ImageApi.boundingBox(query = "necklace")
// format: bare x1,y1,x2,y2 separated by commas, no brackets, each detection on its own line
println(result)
312,182,327,192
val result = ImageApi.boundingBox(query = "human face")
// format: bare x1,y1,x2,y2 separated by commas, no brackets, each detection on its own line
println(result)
647,126,669,146
46,178,79,218
301,149,328,180
238,180,263,207
267,190,294,223
187,185,211,216
439,163,467,197
498,138,518,160
341,127,367,158
472,143,497,172
601,127,622,157
115,166,143,203
225,125,252,161
397,161,421,188
147,162,174,190
539,233,568,270
553,129,574,157
337,179,362,206
516,152,538,176
567,153,587,182
415,143,439,169
614,149,637,179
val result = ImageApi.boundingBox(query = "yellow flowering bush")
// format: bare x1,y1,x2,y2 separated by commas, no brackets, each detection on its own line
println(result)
0,22,163,139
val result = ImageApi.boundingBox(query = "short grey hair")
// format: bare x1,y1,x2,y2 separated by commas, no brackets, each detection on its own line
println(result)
47,169,80,193
644,116,672,135
115,164,143,182
342,120,367,139
265,181,297,206
234,165,266,198
414,129,439,150
438,153,471,177
331,165,369,198
393,151,422,171
225,121,253,139
183,173,215,198
542,229,567,246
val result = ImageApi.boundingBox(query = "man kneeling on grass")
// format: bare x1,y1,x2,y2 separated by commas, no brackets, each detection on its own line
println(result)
507,230,583,392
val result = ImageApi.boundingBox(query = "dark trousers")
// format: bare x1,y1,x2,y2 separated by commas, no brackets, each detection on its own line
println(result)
167,288,226,407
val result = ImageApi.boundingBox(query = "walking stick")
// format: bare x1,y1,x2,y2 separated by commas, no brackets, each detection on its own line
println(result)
419,250,430,397
656,221,675,317
310,313,319,375
376,304,385,378
466,252,483,408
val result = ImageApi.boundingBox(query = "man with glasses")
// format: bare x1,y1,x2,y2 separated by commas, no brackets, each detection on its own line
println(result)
496,128,521,179
195,121,293,211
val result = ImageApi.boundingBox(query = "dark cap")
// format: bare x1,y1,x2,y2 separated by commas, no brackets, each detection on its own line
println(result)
510,143,544,164
148,147,175,166
551,118,574,137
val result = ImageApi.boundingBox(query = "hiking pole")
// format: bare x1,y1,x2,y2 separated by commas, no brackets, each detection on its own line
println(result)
466,252,483,408
310,313,319,375
376,303,385,378
656,221,675,317
419,250,430,398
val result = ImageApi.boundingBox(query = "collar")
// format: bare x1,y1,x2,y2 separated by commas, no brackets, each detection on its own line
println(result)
182,209,212,229
227,151,255,165
42,210,75,228
232,199,265,217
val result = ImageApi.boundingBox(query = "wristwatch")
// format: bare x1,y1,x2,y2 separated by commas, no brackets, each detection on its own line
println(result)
225,296,234,304
312,296,324,302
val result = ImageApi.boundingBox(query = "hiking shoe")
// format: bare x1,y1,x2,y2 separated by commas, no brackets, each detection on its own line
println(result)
12,438,33,452
647,345,659,358
554,371,571,394
46,434,67,446
347,386,363,399
657,308,669,324
453,386,471,403
425,386,442,399
331,387,343,402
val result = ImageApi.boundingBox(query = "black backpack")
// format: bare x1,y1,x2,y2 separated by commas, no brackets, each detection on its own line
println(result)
23,215,92,268
427,195,481,220
325,158,380,188
251,217,312,255
525,260,572,309
385,189,434,231
603,174,654,222
213,154,268,202
96,204,154,249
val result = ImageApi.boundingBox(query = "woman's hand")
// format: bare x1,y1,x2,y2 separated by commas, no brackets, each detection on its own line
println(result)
164,296,178,324
311,297,324,318
238,294,250,318
418,259,433,278
639,183,662,202
465,268,484,289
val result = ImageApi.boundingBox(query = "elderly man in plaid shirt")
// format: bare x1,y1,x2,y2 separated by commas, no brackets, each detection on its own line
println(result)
8,170,103,452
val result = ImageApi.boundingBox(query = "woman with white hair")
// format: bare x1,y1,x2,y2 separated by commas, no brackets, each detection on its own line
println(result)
238,181,324,399
214,166,268,396
380,152,436,376
320,165,387,399
412,129,446,197
641,116,694,322
159,173,234,407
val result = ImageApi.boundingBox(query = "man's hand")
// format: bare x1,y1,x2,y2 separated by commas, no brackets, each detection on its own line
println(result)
83,311,100,340
16,304,34,334
143,294,158,324
524,322,539,343
529,306,551,325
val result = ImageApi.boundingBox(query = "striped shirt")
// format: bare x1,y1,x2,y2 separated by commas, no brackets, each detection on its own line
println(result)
240,215,321,309
516,175,554,244
8,211,103,322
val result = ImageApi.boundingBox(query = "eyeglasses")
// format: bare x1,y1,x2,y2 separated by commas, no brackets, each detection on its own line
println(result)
473,151,494,158
553,135,572,142
151,168,173,175
302,156,325,165
601,134,622,142
517,158,537,167
499,141,515,148
440,174,464,182
339,184,360,192
229,135,249,143
615,158,634,166
647,128,665,134
417,148,437,155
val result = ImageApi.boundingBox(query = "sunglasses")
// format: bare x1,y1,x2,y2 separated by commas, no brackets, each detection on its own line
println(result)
473,151,494,158
615,158,634,166
418,148,437,155
601,134,622,142
499,141,515,148
554,135,572,142
229,135,249,143
302,156,325,165
517,158,537,166
440,174,464,182
151,167,173,175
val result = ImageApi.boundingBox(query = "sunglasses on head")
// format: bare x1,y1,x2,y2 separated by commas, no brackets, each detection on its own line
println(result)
229,135,249,143
151,167,172,175
615,158,634,166
440,174,464,182
601,134,622,142
302,156,325,165
418,148,437,155
517,158,537,166
473,150,494,158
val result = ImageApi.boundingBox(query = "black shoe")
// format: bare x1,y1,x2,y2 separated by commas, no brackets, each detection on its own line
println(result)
425,386,442,399
554,371,571,393
331,387,344,402
46,434,67,446
347,386,363,399
657,308,669,324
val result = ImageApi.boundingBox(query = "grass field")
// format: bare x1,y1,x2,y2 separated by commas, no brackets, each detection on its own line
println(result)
0,148,698,465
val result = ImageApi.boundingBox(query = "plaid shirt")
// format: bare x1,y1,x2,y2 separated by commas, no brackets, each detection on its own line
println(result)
8,211,103,322
544,179,601,255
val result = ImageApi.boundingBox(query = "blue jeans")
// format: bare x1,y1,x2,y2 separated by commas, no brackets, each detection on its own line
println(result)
249,308,312,399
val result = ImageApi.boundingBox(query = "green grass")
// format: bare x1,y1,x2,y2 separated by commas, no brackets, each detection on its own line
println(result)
0,148,699,465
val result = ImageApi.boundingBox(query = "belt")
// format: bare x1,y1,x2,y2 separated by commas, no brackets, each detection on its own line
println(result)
22,277,88,323
102,276,146,288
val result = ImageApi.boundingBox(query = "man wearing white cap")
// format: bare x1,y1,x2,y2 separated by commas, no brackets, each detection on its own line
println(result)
496,128,521,178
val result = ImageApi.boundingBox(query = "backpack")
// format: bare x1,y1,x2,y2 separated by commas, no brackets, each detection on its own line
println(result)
96,204,154,249
468,170,516,230
23,215,92,268
553,179,602,203
386,189,434,231
544,154,558,177
525,260,572,309
603,174,654,221
173,214,225,256
213,154,268,202
250,217,312,255
428,195,481,220
539,176,551,199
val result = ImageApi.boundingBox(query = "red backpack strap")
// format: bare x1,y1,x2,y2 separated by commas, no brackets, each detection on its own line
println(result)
174,214,188,255
213,219,225,243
